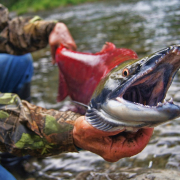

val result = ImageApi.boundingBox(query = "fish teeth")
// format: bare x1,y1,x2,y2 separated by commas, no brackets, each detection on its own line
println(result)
166,46,173,54
169,46,180,55
168,97,174,104
157,102,163,107
134,102,144,106
134,102,157,108
157,98,174,107
172,46,178,53
159,54,165,61
169,46,174,51
155,59,159,64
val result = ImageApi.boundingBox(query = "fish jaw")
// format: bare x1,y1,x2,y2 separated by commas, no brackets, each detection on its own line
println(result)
101,98,180,126
86,45,180,132
85,99,180,132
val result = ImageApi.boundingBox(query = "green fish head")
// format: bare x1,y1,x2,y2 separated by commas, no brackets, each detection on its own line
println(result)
86,45,180,132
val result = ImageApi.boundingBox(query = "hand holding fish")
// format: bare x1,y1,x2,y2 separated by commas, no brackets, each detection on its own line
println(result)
73,116,154,162
49,22,77,64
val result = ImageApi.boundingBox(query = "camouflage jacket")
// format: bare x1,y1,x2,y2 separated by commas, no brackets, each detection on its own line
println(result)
0,4,56,55
0,93,81,157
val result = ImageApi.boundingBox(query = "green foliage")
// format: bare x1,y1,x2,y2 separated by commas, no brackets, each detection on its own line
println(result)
2,0,97,15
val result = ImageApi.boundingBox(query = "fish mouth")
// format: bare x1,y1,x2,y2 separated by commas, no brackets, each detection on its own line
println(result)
123,71,166,106
86,45,180,132
119,45,180,106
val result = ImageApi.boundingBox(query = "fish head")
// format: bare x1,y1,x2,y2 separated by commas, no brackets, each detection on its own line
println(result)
86,45,180,132
90,58,140,105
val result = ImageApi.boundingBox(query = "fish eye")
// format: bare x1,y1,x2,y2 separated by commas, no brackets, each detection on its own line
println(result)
122,68,129,77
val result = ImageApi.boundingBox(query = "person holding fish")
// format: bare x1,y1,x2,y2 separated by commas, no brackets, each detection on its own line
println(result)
4,3,179,180
0,4,154,162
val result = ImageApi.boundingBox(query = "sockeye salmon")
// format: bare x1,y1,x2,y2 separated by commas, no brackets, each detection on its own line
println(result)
85,45,180,132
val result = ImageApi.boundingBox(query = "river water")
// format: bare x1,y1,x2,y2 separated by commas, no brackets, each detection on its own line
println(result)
16,0,180,179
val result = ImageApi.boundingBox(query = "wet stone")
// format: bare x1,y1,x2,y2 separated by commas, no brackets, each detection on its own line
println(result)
75,168,180,180
145,174,156,180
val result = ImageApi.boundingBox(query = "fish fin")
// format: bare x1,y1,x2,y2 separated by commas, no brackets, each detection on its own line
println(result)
100,42,116,53
57,71,68,102
72,101,88,109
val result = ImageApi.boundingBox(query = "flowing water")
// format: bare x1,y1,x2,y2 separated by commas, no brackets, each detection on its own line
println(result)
15,0,180,179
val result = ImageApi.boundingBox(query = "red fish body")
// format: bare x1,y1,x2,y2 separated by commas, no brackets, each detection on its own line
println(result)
56,42,138,105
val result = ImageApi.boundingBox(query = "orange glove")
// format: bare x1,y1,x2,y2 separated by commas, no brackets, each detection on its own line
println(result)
73,116,154,162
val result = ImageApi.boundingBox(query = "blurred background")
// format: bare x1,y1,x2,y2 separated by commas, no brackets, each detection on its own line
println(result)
1,0,180,179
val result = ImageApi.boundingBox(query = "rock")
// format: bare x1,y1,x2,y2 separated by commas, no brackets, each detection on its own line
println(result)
75,168,180,180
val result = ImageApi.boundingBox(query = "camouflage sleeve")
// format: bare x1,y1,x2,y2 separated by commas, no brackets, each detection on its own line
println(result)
0,4,9,32
0,4,56,55
0,93,81,158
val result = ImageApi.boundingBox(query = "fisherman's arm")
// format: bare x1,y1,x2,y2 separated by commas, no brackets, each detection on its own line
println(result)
0,93,80,158
0,93,154,161
0,4,76,59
